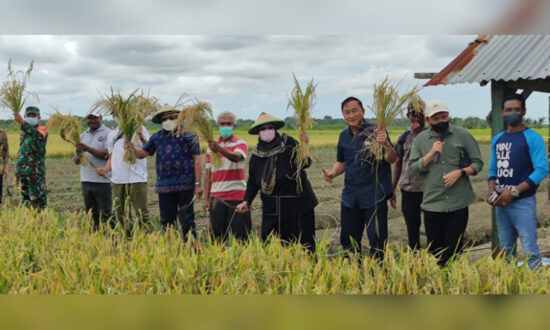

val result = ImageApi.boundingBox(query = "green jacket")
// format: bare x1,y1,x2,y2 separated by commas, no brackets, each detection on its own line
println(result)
409,124,483,212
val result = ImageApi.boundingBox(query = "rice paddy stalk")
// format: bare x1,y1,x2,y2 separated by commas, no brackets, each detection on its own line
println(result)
362,77,420,161
47,110,87,165
286,73,316,193
0,59,38,129
176,97,222,168
92,88,159,163
0,202,548,294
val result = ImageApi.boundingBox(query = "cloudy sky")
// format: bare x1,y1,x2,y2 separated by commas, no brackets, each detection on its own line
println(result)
0,34,549,122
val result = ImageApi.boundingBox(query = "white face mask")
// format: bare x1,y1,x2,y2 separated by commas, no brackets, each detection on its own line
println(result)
162,119,177,131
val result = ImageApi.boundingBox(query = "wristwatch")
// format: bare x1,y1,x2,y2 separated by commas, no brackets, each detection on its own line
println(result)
195,181,202,186
510,187,520,198
460,168,466,177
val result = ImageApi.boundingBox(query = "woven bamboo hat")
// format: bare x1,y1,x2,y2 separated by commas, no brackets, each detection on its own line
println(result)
152,104,180,124
248,112,285,134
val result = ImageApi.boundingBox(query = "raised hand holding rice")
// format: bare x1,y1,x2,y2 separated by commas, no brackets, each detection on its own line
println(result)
286,73,316,193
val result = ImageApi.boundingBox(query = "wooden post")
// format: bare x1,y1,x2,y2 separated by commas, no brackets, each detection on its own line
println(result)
489,81,516,257
548,96,550,201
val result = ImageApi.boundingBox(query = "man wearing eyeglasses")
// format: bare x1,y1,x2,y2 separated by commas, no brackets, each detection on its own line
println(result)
323,96,397,260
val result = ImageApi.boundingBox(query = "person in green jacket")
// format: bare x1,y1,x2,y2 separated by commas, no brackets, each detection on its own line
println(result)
409,100,483,265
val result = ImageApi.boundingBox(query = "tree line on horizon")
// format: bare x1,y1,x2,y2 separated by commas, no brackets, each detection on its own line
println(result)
0,115,545,131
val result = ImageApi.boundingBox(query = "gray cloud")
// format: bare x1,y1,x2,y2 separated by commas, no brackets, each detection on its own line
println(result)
0,35,479,119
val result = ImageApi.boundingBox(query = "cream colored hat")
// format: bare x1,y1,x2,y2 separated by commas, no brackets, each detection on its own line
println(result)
152,104,180,124
425,100,449,118
248,112,285,134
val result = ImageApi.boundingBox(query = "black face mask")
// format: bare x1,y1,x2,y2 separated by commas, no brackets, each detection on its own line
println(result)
431,121,449,133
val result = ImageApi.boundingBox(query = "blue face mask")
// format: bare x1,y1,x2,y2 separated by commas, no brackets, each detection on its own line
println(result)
504,113,522,127
219,126,233,139
25,117,38,126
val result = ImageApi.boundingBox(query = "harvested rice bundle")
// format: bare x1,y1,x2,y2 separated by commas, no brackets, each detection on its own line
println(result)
286,73,316,193
363,77,420,161
47,110,86,165
176,98,222,168
92,88,159,163
0,59,38,128
408,94,426,115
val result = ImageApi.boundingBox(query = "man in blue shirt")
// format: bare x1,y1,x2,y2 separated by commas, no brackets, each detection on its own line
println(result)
132,105,203,239
323,97,397,259
488,94,548,270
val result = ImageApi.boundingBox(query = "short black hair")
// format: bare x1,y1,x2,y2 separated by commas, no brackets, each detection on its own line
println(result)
502,94,526,110
341,96,364,111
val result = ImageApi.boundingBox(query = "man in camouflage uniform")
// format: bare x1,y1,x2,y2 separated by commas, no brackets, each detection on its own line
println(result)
14,106,48,209
0,128,9,204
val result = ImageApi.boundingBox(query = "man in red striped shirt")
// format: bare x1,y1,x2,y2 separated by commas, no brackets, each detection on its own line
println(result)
203,111,251,241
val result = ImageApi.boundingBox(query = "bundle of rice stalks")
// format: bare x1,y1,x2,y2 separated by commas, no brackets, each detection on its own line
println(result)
176,97,222,168
408,94,426,115
286,73,316,193
47,110,86,165
363,77,420,161
0,59,38,128
92,88,159,163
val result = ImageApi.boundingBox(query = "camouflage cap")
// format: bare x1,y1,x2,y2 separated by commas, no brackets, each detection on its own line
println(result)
25,106,40,116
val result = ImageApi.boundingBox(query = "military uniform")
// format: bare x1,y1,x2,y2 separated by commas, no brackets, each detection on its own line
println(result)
16,121,48,209
0,129,9,203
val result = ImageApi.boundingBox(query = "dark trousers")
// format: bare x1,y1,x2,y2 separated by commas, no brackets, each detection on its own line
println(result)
209,198,251,242
401,191,424,249
158,190,196,240
423,207,468,266
261,208,316,253
82,182,113,230
341,201,388,259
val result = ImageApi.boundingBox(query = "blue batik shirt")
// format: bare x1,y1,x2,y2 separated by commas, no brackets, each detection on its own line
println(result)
143,130,201,193
489,128,548,199
337,120,393,209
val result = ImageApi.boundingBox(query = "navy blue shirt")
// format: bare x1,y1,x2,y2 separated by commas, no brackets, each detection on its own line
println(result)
489,128,549,199
337,121,393,209
143,130,200,193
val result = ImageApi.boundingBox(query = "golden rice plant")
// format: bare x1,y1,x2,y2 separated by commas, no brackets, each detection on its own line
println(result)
176,97,222,168
408,94,426,115
92,88,159,163
46,110,86,165
0,59,38,129
363,77,420,161
0,202,549,294
287,73,316,193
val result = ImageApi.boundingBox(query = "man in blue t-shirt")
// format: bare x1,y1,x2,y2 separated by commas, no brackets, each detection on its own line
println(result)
488,94,548,269
323,96,397,259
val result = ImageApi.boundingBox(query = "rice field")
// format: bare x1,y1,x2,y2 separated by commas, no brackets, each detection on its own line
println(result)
0,203,548,294
6,127,548,159
0,137,549,294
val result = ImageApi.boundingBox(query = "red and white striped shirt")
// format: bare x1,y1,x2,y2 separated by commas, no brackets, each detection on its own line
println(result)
206,135,248,201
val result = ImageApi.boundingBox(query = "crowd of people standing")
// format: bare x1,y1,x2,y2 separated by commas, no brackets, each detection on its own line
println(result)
3,92,548,269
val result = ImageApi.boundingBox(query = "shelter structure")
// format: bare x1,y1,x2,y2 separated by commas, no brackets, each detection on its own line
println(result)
417,35,550,251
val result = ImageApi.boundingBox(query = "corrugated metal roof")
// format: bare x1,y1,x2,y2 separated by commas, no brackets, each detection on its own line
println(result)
425,35,550,86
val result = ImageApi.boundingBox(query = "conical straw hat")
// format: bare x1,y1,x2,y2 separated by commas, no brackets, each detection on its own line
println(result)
248,112,285,134
152,104,180,123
